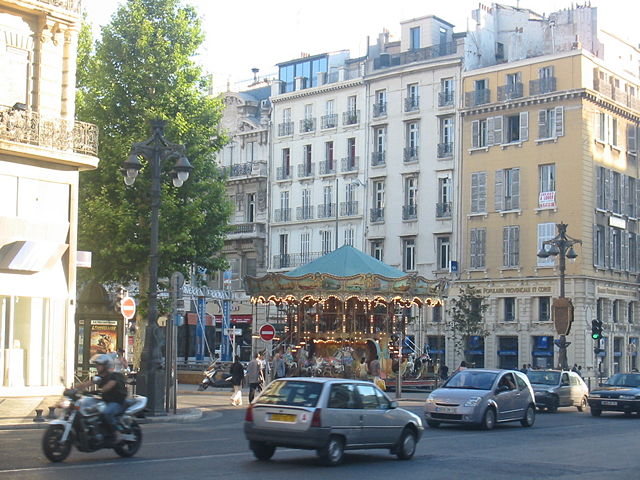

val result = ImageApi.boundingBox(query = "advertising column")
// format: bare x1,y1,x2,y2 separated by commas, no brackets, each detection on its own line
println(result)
221,298,231,361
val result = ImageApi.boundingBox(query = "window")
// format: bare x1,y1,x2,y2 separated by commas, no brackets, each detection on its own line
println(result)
356,384,379,409
303,144,312,175
404,177,418,219
505,112,528,143
406,83,419,110
612,227,622,269
372,180,385,221
611,172,621,214
471,172,487,214
324,141,334,173
347,95,357,114
596,166,606,210
627,176,636,217
279,233,288,257
437,236,450,270
472,119,487,148
347,137,356,162
594,224,606,267
304,104,313,120
325,99,334,115
410,26,420,50
504,298,516,322
432,305,442,323
403,238,416,271
300,232,310,262
246,193,255,222
473,117,503,148
628,124,637,156
440,78,454,106
344,228,354,247
629,234,637,272
279,191,290,221
321,230,332,254
282,148,291,175
537,223,556,267
328,384,357,409
437,177,452,217
596,112,606,142
374,89,387,116
407,122,419,148
503,225,519,267
538,164,556,208
245,141,255,162
628,302,634,324
439,117,454,156
595,111,619,145
301,188,312,219
283,108,291,123
371,240,383,261
374,127,386,160
613,300,621,323
470,228,486,269
495,168,520,211
538,297,550,322
538,107,564,139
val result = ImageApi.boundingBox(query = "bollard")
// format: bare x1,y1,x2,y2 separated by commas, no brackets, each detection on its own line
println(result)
46,406,57,419
33,409,45,422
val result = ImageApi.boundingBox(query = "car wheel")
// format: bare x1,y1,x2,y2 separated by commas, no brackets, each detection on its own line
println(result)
250,441,276,461
395,428,417,460
520,405,535,427
426,420,440,428
590,408,602,417
577,396,588,412
481,407,496,430
317,435,344,466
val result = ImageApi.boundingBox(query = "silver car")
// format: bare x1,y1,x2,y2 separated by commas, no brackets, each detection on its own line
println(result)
424,369,536,430
244,377,424,465
526,370,589,412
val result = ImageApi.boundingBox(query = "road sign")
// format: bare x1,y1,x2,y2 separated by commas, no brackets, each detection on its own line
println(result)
259,324,276,341
120,296,136,319
224,327,242,336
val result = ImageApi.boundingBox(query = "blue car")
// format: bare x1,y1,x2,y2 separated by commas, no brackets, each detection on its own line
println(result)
588,373,640,416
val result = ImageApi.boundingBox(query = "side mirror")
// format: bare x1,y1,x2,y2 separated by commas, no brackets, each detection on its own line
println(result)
389,401,398,409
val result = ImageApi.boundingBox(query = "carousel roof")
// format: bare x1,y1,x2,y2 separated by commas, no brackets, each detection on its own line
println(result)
287,245,405,278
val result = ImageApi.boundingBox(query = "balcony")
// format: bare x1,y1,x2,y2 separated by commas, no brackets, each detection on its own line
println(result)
464,89,491,107
529,77,556,96
370,207,384,222
35,0,82,13
226,222,267,239
319,160,336,175
317,203,336,218
438,91,454,107
343,110,360,126
436,202,452,218
341,156,359,172
340,201,359,216
276,166,292,181
372,41,457,70
437,142,453,158
371,151,385,167
299,118,316,133
296,205,314,220
224,161,267,179
402,204,417,220
497,82,524,101
320,114,337,129
278,121,293,136
274,208,291,222
373,102,387,117
0,105,98,156
404,146,419,163
298,162,315,178
272,252,323,269
404,96,420,112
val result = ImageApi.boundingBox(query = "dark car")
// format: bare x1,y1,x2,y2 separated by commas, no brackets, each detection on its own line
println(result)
588,373,640,416
526,370,589,413
244,377,423,465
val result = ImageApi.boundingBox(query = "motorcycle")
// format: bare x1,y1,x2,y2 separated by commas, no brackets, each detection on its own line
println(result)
42,388,147,462
198,360,220,391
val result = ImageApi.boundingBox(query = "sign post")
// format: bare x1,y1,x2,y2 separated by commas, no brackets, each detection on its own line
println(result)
195,297,205,362
120,296,136,320
259,324,275,342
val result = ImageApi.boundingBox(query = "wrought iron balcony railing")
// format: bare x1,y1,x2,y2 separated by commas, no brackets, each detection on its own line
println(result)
272,252,323,269
370,207,384,223
296,205,314,220
373,102,387,117
402,204,417,220
372,42,457,70
437,142,453,158
319,160,336,175
404,146,419,163
497,82,524,101
321,114,337,129
529,77,556,96
298,162,315,178
224,162,267,178
340,201,359,216
436,202,452,218
438,91,454,107
0,105,98,156
371,151,385,167
343,110,360,126
36,0,82,13
341,156,359,172
464,89,491,107
300,118,316,133
226,222,266,238
404,96,420,112
278,121,293,136
274,208,291,222
317,203,336,218
276,166,292,181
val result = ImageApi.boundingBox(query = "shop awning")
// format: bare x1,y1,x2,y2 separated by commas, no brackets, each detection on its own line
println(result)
0,240,67,274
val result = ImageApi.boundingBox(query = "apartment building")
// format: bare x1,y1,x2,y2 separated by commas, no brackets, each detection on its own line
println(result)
0,0,99,394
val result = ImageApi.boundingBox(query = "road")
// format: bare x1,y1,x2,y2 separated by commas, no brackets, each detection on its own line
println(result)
0,396,638,480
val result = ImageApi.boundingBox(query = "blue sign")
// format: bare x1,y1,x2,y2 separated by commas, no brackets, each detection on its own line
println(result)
450,260,458,273
195,297,206,361
221,299,232,361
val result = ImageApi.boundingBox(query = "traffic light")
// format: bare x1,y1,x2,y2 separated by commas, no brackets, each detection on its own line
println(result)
114,288,124,313
591,319,603,340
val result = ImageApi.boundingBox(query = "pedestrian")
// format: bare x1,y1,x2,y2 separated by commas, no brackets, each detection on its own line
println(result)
369,355,381,377
439,364,449,381
520,363,528,374
229,355,245,406
577,365,583,378
272,351,286,379
571,363,579,374
113,348,128,373
357,357,369,379
246,352,264,403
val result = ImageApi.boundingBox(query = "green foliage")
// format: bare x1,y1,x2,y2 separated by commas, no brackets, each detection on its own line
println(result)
447,286,489,358
76,0,232,285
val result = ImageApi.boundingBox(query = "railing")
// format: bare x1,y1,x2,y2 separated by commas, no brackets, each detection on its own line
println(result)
464,89,491,107
296,205,314,220
224,162,267,178
404,96,420,112
438,91,454,107
278,122,293,136
226,222,266,237
373,102,387,117
372,41,457,70
370,207,384,222
298,162,315,178
0,106,98,156
299,118,316,133
371,151,385,167
274,208,291,222
404,146,419,163
319,160,336,175
276,166,292,181
436,202,452,218
497,82,524,101
36,0,82,13
529,77,556,96
343,110,360,126
437,142,453,158
340,201,359,216
272,252,323,269
341,156,359,172
317,203,336,218
402,204,417,220
320,114,337,129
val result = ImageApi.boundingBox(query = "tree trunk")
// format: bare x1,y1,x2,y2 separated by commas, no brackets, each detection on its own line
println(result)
133,272,150,370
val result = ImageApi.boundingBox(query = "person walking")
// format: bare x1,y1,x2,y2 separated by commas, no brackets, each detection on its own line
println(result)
230,355,245,406
246,352,264,403
272,352,286,379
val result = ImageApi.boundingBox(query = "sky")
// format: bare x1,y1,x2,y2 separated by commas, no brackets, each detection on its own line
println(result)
84,0,639,92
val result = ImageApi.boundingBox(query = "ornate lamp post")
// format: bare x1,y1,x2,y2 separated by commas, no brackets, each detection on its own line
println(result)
121,119,193,415
537,223,581,370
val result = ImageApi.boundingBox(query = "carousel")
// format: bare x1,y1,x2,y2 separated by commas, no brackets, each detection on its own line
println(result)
245,246,447,385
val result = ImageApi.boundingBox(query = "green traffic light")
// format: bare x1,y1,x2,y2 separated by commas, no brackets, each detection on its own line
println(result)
592,333,601,340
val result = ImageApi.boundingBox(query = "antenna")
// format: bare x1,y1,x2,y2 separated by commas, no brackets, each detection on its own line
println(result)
251,67,259,83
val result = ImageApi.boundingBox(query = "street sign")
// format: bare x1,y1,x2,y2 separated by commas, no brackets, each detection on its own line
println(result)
120,296,136,319
259,324,276,341
224,327,242,336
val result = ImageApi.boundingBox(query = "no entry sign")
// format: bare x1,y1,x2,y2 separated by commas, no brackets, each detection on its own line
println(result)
121,296,136,319
259,324,275,341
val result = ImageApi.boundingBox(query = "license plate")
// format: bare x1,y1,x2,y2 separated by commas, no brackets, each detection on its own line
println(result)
435,406,456,414
270,413,296,422
602,401,618,406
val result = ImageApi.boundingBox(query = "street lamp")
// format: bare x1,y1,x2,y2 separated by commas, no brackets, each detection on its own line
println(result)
122,119,193,415
536,222,582,370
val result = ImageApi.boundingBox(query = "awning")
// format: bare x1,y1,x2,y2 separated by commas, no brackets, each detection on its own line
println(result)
498,350,518,356
532,350,554,357
0,240,68,274
465,350,484,355
186,313,214,326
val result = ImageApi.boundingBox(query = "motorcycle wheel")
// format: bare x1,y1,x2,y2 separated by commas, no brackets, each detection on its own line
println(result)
42,425,71,462
197,381,209,391
114,421,142,458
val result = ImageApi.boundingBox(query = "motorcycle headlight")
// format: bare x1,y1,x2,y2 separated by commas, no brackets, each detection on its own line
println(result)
464,396,482,407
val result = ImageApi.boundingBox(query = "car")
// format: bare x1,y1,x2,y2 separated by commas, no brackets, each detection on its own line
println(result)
526,370,589,413
243,377,424,465
588,372,640,416
424,368,536,430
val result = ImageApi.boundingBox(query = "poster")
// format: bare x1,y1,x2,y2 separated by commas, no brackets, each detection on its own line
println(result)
90,320,118,356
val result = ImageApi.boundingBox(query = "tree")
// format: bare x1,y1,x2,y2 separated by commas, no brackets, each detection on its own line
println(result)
447,286,489,363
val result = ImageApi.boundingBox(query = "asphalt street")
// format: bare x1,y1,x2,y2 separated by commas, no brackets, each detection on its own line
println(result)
0,394,638,480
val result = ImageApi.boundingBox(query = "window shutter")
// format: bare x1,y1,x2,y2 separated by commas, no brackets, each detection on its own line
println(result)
605,169,611,211
495,169,505,211
554,106,564,137
503,227,509,267
538,110,547,138
479,228,486,267
511,168,520,209
471,173,479,213
519,112,529,141
628,124,637,154
624,175,630,216
472,120,480,148
596,167,603,209
593,224,599,267
470,229,477,267
623,232,629,272
493,116,503,145
513,226,520,266
487,117,495,145
478,171,487,212
606,227,612,269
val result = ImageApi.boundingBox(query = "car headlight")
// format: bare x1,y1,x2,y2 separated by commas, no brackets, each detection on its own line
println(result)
425,394,435,404
464,396,482,407
619,395,635,399
589,394,601,398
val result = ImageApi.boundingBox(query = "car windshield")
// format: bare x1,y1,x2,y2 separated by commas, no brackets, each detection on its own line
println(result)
604,373,640,388
527,371,560,386
256,380,323,407
444,371,497,390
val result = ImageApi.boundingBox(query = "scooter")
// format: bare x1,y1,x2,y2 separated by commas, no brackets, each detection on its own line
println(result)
198,360,219,391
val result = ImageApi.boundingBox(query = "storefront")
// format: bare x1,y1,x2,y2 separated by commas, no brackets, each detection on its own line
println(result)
531,336,554,369
465,336,485,368
426,335,446,367
497,336,519,370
